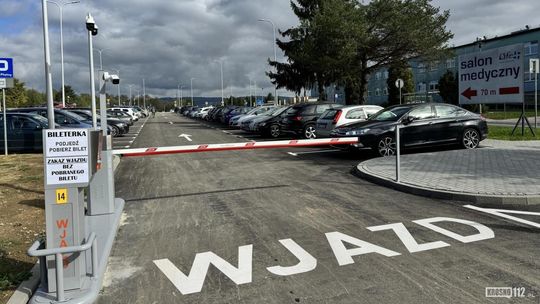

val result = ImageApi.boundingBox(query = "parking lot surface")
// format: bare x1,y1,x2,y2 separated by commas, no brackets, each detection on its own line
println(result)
98,113,540,304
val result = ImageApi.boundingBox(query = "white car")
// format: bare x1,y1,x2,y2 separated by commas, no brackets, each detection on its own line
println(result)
198,107,214,119
315,105,383,138
109,107,139,121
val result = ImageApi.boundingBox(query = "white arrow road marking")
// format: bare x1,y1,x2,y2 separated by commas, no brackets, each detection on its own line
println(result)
179,134,193,142
464,205,540,229
287,149,342,157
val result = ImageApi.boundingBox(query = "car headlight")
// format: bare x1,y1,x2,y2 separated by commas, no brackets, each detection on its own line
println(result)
345,128,370,136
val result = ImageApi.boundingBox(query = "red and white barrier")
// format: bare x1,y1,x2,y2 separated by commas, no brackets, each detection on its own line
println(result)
113,137,358,157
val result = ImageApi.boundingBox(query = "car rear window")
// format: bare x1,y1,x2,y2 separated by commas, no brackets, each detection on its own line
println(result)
345,109,366,119
321,109,340,119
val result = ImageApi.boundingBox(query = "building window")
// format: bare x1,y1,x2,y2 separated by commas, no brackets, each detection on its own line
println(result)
418,82,426,92
383,87,388,95
429,81,439,91
375,88,381,96
525,71,538,82
367,90,371,97
418,63,426,73
375,72,381,80
525,41,539,55
383,71,389,79
446,58,456,68
430,61,439,71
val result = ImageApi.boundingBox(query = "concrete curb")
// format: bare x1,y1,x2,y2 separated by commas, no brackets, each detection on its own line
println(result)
353,163,540,206
6,262,40,304
7,155,123,304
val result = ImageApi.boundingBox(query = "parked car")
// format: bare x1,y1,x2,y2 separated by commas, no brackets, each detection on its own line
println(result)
0,113,56,153
107,110,134,125
219,106,239,124
252,106,292,138
316,105,383,138
231,106,275,127
8,107,94,129
223,107,251,125
330,103,488,156
280,102,341,139
110,107,139,121
66,109,129,137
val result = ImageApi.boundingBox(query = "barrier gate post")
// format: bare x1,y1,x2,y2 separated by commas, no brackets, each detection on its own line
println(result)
41,128,102,293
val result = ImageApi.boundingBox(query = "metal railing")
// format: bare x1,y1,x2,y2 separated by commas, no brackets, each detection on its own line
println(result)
28,232,98,302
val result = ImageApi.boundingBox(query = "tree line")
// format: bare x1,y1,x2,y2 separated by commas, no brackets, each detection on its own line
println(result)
268,0,455,105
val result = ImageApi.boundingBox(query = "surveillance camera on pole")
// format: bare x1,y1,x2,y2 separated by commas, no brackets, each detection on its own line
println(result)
103,72,120,85
86,13,98,36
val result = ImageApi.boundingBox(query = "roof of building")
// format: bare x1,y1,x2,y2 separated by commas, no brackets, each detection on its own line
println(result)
453,24,540,49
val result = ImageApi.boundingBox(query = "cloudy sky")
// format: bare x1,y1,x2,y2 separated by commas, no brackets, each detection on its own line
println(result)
1,0,539,99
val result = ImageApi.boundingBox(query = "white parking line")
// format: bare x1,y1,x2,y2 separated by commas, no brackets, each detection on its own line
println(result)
464,205,540,229
287,149,342,157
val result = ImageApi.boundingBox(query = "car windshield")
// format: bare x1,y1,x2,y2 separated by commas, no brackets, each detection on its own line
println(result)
369,106,412,122
272,106,290,116
62,110,86,121
32,114,49,126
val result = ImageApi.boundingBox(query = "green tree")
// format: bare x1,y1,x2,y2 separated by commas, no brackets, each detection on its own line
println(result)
386,61,414,105
5,78,28,108
269,0,326,98
350,0,453,104
26,89,46,106
265,92,274,102
438,70,459,105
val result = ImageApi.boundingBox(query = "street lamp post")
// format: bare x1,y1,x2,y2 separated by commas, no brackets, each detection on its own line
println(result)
128,84,133,106
41,0,55,127
47,0,80,108
214,60,224,106
190,77,196,106
258,18,278,105
178,84,184,106
142,78,146,109
86,13,98,128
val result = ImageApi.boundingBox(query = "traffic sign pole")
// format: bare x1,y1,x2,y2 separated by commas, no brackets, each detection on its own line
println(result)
2,88,7,156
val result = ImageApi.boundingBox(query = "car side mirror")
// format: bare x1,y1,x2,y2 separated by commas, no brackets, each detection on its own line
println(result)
36,124,43,129
402,116,415,125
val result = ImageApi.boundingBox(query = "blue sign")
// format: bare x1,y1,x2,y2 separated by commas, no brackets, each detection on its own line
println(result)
256,97,264,106
0,58,14,78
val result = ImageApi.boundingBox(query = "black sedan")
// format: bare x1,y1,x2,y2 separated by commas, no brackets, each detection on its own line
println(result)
66,109,129,137
330,103,488,157
0,113,55,153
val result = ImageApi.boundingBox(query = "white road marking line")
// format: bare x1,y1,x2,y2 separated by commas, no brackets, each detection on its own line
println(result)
464,205,540,229
179,134,193,142
287,149,342,157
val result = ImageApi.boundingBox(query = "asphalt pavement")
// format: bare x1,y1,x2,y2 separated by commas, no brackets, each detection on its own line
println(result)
98,112,540,304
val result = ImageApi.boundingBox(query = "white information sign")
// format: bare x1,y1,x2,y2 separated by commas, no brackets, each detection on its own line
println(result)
44,129,90,186
459,44,524,105
0,78,5,89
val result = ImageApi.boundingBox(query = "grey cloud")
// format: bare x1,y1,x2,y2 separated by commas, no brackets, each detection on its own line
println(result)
4,0,540,99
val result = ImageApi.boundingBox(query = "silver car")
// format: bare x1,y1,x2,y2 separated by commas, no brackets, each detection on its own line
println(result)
316,105,383,138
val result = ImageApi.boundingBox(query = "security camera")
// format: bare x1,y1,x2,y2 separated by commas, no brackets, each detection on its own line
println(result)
103,72,120,84
111,75,120,85
86,13,98,36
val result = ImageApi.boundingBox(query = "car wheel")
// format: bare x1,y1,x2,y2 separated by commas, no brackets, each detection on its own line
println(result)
375,135,396,157
303,124,317,139
111,126,120,137
462,128,480,149
269,124,281,138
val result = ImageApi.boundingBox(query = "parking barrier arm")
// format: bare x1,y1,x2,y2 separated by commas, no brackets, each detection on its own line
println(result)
28,232,98,302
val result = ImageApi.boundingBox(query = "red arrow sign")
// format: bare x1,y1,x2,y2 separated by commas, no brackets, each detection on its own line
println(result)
461,87,478,100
